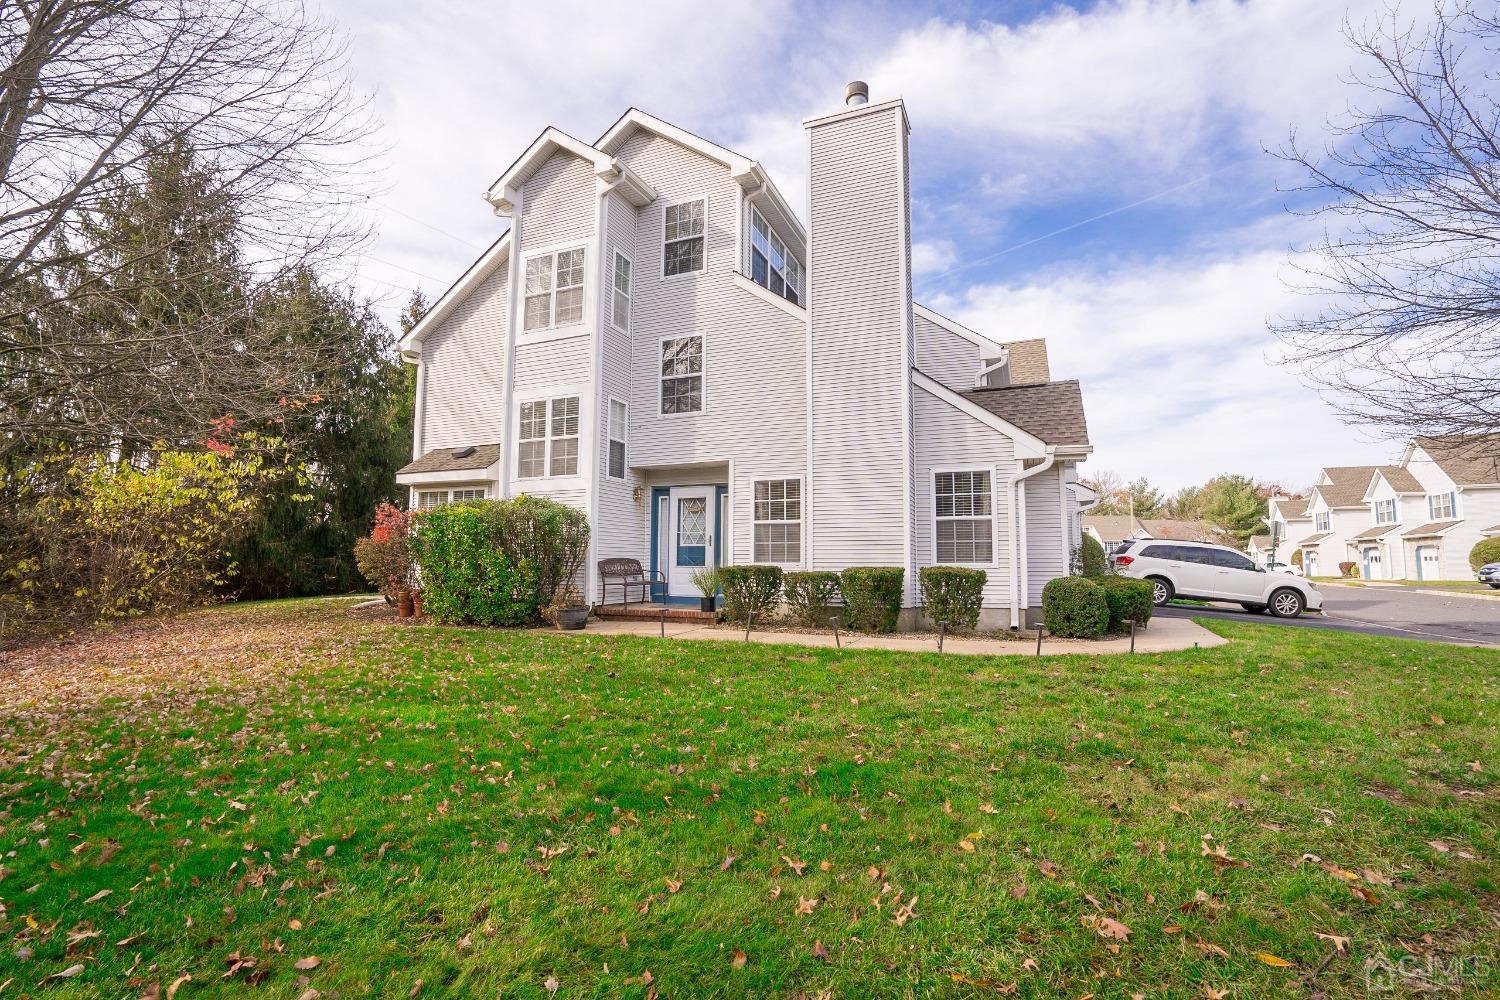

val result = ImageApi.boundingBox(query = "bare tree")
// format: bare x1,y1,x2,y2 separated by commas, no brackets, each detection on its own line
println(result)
0,0,378,463
1274,3,1500,442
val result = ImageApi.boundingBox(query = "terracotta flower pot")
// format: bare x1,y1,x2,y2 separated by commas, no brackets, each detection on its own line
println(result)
411,592,423,617
396,593,415,618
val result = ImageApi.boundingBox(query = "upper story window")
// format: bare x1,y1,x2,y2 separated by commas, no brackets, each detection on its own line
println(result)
523,248,585,331
749,207,802,305
611,251,632,331
517,396,579,478
1429,491,1456,520
660,335,703,414
663,199,706,276
1374,498,1397,524
934,470,993,564
1314,511,1330,532
607,399,627,479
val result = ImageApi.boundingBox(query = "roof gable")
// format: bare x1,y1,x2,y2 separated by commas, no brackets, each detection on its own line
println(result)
484,126,655,215
1409,434,1500,486
397,233,510,359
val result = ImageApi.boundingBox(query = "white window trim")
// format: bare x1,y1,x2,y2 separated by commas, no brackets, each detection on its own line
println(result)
512,390,586,485
610,249,632,333
751,476,805,567
1428,491,1456,520
930,466,999,568
1314,510,1331,532
746,205,803,304
661,195,709,280
412,484,490,510
1374,498,1397,524
521,243,587,334
658,333,706,418
606,396,628,480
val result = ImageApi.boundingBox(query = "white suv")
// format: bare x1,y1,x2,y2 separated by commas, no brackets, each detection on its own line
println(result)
1113,540,1323,617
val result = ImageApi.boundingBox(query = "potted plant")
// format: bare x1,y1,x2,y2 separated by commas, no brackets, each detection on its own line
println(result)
690,566,720,613
552,585,590,630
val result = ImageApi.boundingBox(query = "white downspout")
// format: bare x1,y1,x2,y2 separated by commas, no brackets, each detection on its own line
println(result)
1010,448,1057,629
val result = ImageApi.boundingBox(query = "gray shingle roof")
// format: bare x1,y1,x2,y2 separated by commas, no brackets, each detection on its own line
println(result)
397,444,502,476
961,379,1089,447
1082,515,1143,540
1414,435,1500,486
1375,465,1423,492
1297,532,1332,546
1315,466,1381,508
1350,523,1399,540
1271,497,1312,520
1401,519,1462,538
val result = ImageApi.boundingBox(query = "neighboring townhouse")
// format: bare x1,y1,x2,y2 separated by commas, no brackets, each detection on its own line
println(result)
1246,534,1272,565
394,85,1092,629
1082,516,1223,554
1297,467,1378,578
1082,515,1146,554
1265,495,1312,565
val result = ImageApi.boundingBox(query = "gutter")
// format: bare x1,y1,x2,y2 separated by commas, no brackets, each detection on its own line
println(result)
1010,447,1057,629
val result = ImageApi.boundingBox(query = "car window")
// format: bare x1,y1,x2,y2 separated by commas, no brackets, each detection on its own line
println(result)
1139,544,1176,560
1174,546,1212,564
1209,550,1257,571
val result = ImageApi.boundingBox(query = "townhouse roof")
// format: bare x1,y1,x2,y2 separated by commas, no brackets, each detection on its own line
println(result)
1350,523,1400,540
961,379,1088,447
1316,466,1382,507
1248,534,1271,548
1401,519,1462,538
1083,515,1143,540
1413,435,1500,486
1373,465,1424,493
1270,496,1311,520
1298,532,1332,546
1139,518,1222,542
1486,523,1500,535
1000,339,1050,385
397,444,502,477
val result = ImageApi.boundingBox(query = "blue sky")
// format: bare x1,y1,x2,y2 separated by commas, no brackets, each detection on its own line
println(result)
323,0,1415,490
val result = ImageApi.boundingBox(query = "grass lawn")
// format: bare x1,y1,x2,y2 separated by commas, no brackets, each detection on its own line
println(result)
2,598,1499,998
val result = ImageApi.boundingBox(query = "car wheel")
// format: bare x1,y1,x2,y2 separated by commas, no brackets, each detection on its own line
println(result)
1268,588,1305,618
1240,602,1267,614
1148,577,1173,606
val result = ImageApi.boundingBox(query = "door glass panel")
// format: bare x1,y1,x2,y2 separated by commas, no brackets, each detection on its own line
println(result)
677,497,707,567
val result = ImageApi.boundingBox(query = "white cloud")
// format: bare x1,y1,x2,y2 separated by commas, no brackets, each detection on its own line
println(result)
936,246,1397,491
912,239,958,276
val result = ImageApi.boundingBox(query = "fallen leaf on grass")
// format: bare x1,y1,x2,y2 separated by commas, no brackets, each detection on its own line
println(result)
294,956,321,971
166,974,191,998
1021,958,1038,972
949,973,1017,993
782,856,807,876
1360,869,1393,887
664,878,682,894
731,948,747,969
720,853,738,871
1201,840,1247,869
1315,932,1350,954
1427,840,1451,853
45,965,85,981
958,839,976,853
1037,860,1059,878
1084,915,1131,941
811,940,831,963
795,896,818,916
1349,884,1380,905
1256,952,1295,968
83,889,112,904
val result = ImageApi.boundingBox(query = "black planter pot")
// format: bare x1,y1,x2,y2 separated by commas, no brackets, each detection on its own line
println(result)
555,606,589,631
699,596,717,613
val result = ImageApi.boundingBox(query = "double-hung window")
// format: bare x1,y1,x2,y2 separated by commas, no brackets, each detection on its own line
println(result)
934,470,993,563
517,396,580,478
663,199,705,276
1375,498,1396,524
607,399,627,479
417,488,486,509
611,251,632,331
660,335,703,413
749,207,802,305
1314,511,1330,532
1429,491,1456,520
523,248,585,331
753,479,802,563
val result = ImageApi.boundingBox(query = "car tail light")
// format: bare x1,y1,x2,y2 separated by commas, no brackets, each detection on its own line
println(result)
1114,555,1134,567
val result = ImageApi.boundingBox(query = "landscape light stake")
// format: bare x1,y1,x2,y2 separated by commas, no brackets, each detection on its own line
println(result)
1129,618,1137,654
1035,625,1045,657
938,621,947,654
659,607,666,639
829,615,841,650
745,610,754,642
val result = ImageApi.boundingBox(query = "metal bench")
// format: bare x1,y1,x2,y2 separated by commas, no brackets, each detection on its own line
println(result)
597,557,666,605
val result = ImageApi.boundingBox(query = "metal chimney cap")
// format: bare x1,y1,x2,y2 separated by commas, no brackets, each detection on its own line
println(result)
845,81,869,107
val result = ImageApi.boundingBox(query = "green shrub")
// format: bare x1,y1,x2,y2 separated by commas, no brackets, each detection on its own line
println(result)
1097,576,1153,633
1041,576,1108,639
840,567,904,633
409,502,539,626
1291,549,1303,568
492,495,590,604
918,566,986,632
1077,535,1108,577
1470,538,1500,571
719,565,783,623
782,571,841,626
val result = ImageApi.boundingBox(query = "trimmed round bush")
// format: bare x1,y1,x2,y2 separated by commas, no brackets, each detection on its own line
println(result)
719,564,783,623
1097,576,1153,633
1041,576,1109,639
1077,534,1108,577
840,567,904,633
918,566,985,632
1470,538,1500,571
783,570,841,626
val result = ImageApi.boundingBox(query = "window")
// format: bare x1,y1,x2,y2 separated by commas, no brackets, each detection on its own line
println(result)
417,490,448,510
663,199,705,276
1374,498,1397,524
1314,511,1330,532
611,251,632,331
517,396,579,478
749,207,802,305
753,479,802,563
607,399,627,480
523,248,585,331
452,488,487,503
660,335,703,413
934,470,993,563
1429,491,1456,520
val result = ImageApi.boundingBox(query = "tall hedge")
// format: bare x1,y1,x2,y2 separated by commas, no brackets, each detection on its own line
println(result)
720,565,783,623
1041,576,1108,639
1097,576,1153,633
408,502,539,626
840,567,904,633
783,570,841,626
1077,534,1108,577
1470,538,1500,571
918,566,986,632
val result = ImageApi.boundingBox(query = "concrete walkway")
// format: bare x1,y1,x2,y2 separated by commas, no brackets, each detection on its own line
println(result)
569,612,1226,656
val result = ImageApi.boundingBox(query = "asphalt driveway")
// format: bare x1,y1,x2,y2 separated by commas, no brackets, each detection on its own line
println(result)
1155,582,1500,648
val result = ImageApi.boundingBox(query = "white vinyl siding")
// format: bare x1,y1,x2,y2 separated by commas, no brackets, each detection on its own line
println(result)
523,248,585,332
517,396,579,479
660,335,703,414
607,398,627,480
753,479,802,564
611,250,632,331
420,263,509,452
914,311,982,393
934,470,993,563
663,198,706,276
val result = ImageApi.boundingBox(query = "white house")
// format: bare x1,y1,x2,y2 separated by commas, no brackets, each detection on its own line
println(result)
1296,467,1380,578
394,84,1092,628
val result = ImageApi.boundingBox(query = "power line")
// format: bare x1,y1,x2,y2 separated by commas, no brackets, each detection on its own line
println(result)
367,197,488,252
